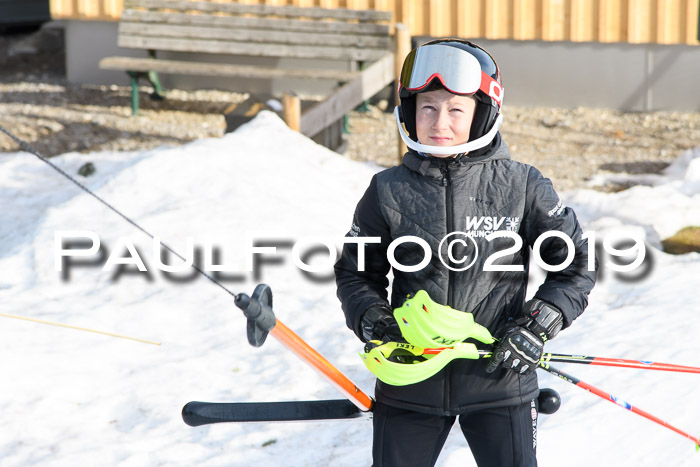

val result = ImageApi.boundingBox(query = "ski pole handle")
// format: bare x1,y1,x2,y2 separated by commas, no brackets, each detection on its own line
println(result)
234,285,276,347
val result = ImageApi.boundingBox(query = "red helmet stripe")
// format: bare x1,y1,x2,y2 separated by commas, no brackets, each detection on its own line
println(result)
480,71,503,107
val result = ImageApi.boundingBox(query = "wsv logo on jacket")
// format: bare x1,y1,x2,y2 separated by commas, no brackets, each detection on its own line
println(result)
464,216,520,237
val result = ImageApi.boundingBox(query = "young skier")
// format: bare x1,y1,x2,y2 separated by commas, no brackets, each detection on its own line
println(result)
334,39,597,466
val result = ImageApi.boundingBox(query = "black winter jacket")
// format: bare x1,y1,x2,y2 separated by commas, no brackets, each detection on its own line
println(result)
334,137,597,416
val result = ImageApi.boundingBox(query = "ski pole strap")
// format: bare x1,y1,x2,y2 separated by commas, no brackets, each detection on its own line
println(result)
539,361,700,449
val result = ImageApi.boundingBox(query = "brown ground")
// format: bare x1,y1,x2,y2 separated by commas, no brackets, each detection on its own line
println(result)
2,26,699,193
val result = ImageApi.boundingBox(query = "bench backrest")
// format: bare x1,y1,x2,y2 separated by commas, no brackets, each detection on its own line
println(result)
119,0,393,62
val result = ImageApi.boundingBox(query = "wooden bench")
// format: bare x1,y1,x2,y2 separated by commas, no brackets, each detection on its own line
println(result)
99,0,401,145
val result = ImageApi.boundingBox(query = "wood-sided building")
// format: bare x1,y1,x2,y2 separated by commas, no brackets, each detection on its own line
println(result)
49,0,700,110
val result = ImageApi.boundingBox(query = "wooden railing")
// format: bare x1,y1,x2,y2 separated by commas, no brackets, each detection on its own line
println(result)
50,0,699,45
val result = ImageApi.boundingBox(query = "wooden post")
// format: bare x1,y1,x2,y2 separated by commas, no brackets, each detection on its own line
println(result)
697,0,700,42
684,0,699,44
394,23,411,165
696,0,700,42
282,92,301,132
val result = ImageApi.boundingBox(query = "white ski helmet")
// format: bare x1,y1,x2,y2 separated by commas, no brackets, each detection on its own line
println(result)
395,39,504,156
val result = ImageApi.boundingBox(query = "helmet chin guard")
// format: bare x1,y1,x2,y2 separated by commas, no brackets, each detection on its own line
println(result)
395,106,503,156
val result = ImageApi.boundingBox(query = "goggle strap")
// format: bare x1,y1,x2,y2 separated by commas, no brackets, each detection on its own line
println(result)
394,107,503,156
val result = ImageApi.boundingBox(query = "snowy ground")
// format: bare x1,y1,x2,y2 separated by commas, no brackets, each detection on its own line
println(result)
1,111,699,466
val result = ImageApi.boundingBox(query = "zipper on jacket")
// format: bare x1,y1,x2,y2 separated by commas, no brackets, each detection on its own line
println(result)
442,167,455,306
441,163,455,413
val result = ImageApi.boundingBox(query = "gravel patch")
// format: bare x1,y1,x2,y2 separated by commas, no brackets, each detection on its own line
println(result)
345,101,700,192
2,27,699,193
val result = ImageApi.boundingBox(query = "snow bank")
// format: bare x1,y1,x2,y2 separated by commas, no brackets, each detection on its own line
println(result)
1,112,699,466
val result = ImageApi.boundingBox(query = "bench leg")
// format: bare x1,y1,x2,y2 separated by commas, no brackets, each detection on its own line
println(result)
355,62,371,112
145,49,166,101
127,71,140,116
335,79,354,134
147,70,166,101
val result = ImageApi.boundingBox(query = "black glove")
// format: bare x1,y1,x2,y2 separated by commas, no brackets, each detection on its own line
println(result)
360,304,403,343
521,299,564,342
485,326,544,374
485,299,563,375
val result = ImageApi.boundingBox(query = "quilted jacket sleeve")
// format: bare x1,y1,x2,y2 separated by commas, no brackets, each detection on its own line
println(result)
334,174,393,340
520,166,598,328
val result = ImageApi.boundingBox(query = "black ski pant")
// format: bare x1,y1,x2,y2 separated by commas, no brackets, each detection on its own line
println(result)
372,399,538,467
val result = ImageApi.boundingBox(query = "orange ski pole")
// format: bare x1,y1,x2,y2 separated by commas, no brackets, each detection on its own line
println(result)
540,362,700,449
235,284,373,412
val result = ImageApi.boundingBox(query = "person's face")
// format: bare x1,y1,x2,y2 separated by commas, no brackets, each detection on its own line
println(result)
415,89,476,158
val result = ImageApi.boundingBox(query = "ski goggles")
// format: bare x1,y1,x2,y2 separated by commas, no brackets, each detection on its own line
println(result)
360,341,483,386
394,290,495,349
400,44,503,107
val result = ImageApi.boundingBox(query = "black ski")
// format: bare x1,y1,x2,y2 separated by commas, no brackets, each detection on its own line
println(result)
182,399,363,426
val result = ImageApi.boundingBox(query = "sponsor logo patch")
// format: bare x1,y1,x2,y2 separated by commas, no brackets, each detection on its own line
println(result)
531,399,538,450
547,199,566,217
348,222,360,237
464,216,520,237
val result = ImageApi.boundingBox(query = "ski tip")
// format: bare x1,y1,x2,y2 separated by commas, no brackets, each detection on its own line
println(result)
182,401,206,427
182,399,364,426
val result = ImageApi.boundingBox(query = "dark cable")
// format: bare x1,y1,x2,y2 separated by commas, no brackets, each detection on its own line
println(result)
0,123,238,299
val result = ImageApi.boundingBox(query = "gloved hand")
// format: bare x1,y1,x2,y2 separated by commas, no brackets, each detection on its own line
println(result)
522,298,564,342
360,304,403,343
485,326,544,374
485,299,563,375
